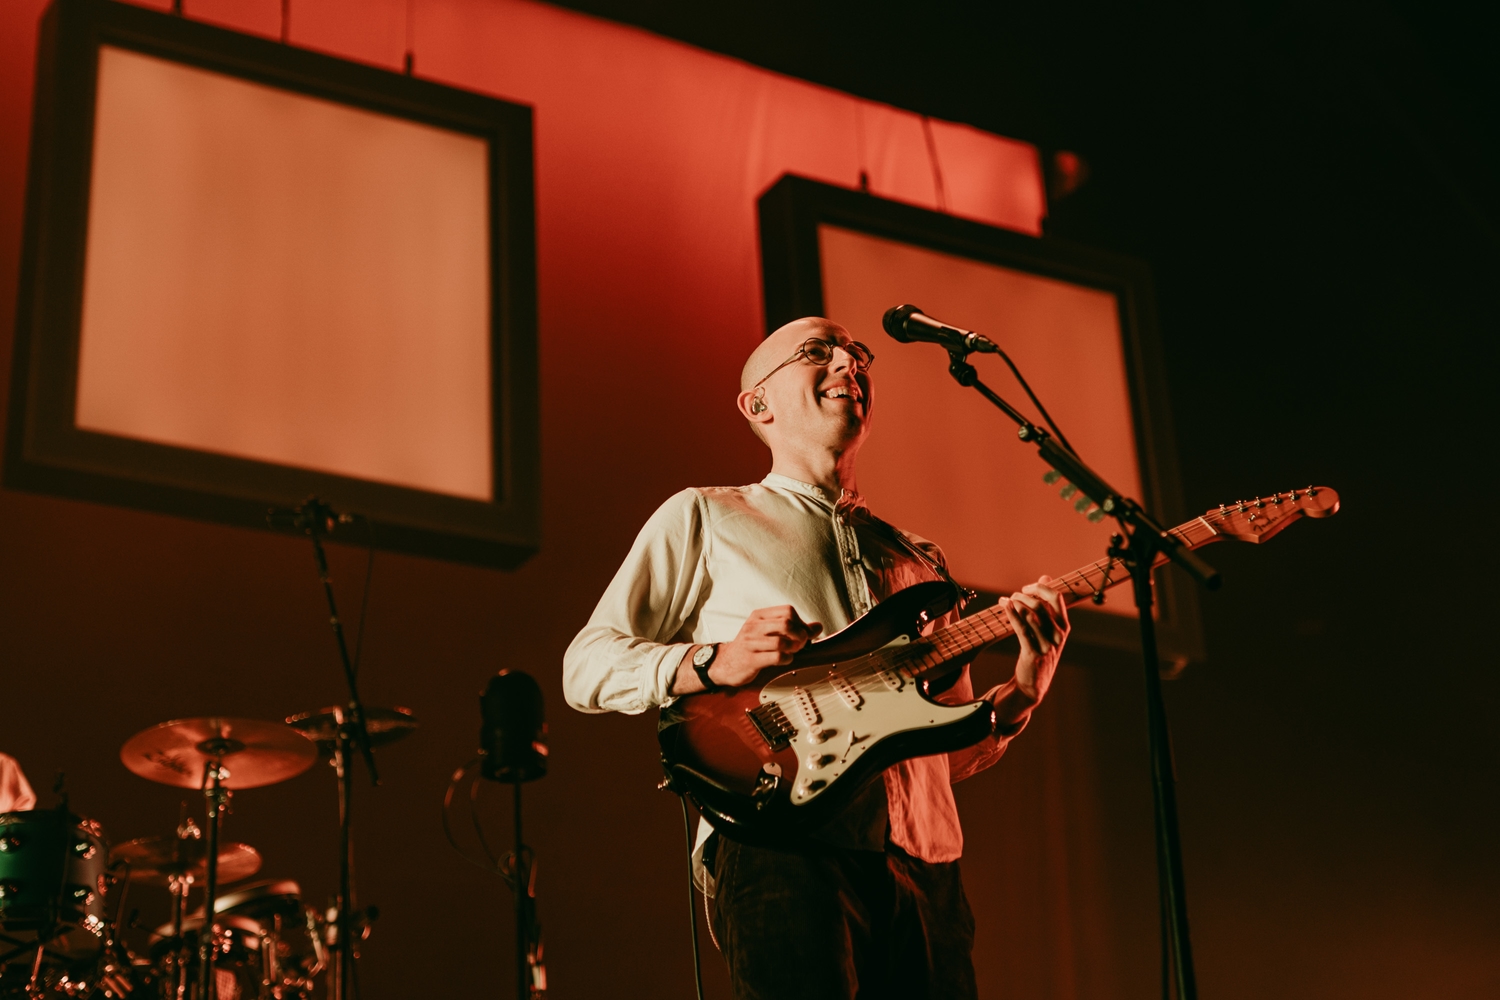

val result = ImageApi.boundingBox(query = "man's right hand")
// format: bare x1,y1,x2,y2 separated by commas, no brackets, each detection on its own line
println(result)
671,606,822,695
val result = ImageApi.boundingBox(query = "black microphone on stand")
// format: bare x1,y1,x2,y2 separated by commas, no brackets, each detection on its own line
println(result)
882,304,1001,354
479,671,548,783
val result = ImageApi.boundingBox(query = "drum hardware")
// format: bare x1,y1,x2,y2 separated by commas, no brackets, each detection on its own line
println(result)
120,719,316,1000
111,826,263,1000
0,806,110,996
284,705,413,1000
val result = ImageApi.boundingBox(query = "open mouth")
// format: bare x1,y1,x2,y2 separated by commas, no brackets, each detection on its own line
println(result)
820,384,862,401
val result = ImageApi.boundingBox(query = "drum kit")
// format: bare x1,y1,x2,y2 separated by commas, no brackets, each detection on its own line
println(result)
0,708,416,1000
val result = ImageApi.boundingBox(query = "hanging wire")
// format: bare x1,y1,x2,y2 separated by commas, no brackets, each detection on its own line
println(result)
680,795,706,1000
404,0,416,75
441,759,516,889
854,103,870,193
920,115,948,211
469,768,503,869
350,522,376,678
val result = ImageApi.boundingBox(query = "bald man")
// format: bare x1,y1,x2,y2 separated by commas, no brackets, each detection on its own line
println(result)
564,317,1069,1000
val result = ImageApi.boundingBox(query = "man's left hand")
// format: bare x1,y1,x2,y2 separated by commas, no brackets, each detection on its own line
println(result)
1002,574,1070,705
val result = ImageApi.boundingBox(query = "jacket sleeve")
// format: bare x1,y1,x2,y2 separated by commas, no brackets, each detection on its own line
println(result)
562,489,709,714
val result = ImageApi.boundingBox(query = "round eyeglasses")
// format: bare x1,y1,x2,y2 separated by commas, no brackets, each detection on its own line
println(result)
752,338,875,389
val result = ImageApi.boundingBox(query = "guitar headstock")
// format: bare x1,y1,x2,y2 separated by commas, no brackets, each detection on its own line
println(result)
1201,486,1340,543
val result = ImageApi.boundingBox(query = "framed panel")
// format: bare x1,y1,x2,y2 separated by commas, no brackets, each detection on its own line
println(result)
7,0,539,568
759,174,1203,663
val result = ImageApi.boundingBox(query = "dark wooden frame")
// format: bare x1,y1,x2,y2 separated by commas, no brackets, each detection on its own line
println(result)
758,174,1204,664
6,0,540,568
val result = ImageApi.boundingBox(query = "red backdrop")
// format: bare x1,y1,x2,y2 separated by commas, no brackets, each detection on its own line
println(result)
0,2,1164,998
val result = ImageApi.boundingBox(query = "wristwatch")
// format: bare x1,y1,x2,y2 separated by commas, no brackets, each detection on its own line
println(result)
691,643,722,692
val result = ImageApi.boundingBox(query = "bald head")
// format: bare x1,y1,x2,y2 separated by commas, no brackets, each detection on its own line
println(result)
741,317,848,392
736,316,871,461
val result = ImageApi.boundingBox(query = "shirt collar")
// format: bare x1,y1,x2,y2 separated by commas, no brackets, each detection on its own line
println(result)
761,473,869,520
761,472,830,504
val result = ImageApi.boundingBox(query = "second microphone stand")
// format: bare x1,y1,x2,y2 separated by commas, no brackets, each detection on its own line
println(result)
284,499,380,1000
943,348,1217,1000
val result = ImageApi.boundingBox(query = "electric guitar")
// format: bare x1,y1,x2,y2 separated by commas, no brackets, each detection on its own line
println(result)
659,486,1340,844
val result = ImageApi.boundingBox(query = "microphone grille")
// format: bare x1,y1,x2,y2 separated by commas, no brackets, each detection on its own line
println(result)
882,304,922,342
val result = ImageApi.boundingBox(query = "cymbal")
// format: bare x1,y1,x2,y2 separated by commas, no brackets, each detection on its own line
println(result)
120,717,318,789
285,705,418,754
112,836,262,886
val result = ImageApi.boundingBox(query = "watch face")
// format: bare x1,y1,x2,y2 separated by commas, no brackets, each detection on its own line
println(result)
693,645,713,667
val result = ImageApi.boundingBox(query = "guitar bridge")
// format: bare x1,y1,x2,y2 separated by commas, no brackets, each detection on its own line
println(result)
746,704,796,751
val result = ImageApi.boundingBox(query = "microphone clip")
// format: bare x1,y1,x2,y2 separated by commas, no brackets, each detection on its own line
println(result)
265,496,358,535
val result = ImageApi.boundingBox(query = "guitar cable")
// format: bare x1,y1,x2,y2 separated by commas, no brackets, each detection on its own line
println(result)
680,795,707,1000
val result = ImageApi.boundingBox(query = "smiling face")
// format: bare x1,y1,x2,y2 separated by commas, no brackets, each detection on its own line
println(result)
738,317,873,461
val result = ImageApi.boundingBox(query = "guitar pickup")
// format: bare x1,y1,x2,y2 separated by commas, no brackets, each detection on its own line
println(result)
829,673,864,709
792,686,822,727
746,704,795,751
874,667,905,692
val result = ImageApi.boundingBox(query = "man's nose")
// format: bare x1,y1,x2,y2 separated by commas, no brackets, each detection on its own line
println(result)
830,346,861,373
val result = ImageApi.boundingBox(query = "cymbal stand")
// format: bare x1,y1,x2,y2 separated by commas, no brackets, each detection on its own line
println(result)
329,715,360,1000
167,814,200,1000
197,756,230,1000
279,498,379,1000
165,872,191,1000
941,347,1219,1000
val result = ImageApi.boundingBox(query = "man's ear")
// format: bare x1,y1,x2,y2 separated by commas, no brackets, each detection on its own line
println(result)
736,388,772,425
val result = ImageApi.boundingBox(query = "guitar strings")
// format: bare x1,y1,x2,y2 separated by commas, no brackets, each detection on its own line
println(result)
765,501,1305,718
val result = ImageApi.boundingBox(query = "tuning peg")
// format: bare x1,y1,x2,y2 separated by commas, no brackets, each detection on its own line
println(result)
1043,470,1062,484
1059,484,1078,500
1087,509,1107,523
1074,497,1093,513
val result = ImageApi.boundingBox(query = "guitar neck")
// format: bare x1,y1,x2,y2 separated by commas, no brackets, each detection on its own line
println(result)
900,515,1221,679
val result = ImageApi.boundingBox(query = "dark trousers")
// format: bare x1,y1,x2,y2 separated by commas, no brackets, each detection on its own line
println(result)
709,836,978,1000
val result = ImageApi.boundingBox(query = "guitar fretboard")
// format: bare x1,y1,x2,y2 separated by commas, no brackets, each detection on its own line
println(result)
880,516,1220,680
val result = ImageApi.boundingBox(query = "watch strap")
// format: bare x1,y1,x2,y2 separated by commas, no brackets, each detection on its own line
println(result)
692,644,721,693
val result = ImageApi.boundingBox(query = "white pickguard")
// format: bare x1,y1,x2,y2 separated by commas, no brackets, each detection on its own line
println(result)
759,635,986,806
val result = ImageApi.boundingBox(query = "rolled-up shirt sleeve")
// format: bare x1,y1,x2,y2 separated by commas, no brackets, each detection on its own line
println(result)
563,489,709,714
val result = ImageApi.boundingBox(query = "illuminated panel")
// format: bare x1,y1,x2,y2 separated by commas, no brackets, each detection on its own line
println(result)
75,45,493,501
819,224,1142,613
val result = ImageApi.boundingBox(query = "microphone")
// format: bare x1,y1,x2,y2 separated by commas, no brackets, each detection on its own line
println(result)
882,305,1001,354
479,669,548,783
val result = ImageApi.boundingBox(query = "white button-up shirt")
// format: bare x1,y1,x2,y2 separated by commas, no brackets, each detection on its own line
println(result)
564,474,1010,867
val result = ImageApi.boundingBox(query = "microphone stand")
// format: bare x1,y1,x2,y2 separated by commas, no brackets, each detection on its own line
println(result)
942,348,1216,1000
278,498,380,1000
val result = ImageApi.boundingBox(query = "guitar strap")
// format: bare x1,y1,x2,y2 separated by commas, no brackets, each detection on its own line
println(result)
859,509,976,613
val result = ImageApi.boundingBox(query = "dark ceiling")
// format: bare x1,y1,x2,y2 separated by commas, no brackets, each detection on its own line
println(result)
546,0,1497,252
